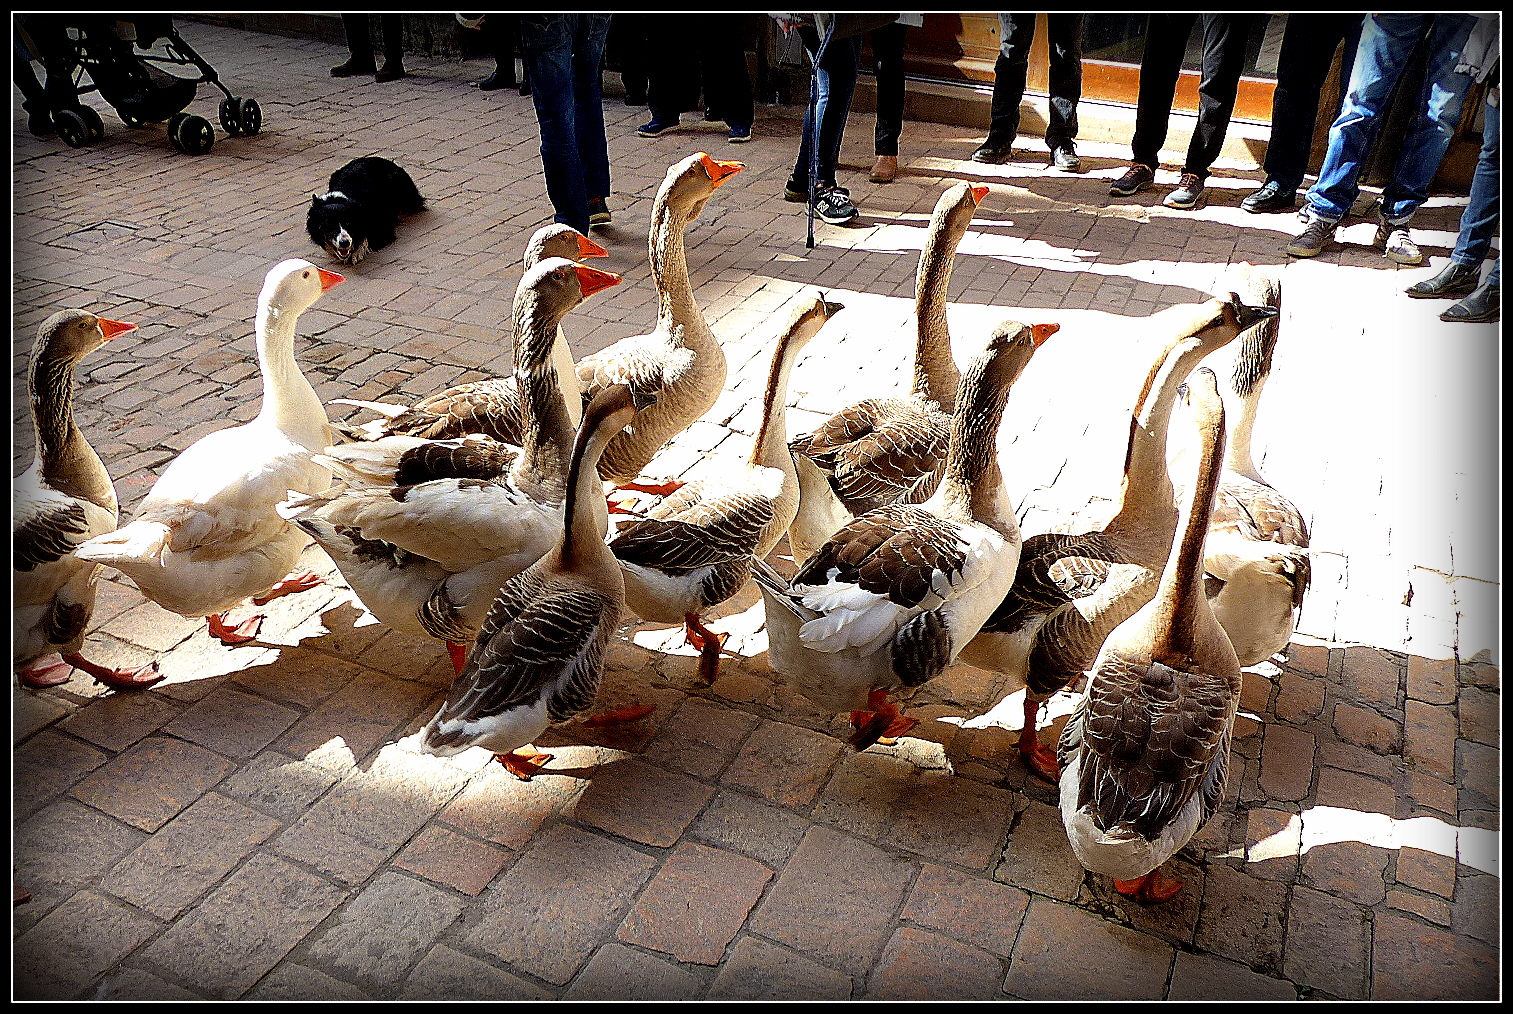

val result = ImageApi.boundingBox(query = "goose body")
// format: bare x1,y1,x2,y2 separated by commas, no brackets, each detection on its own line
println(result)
575,152,744,486
958,294,1273,781
788,183,988,559
1059,368,1241,903
74,260,343,642
285,259,622,665
755,320,1052,748
419,385,643,776
610,294,843,681
333,224,607,444
1181,267,1310,666
13,311,162,689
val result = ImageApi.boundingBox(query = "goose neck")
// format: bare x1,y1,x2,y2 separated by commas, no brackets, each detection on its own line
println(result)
560,414,620,570
253,302,326,445
748,320,813,473
649,199,702,341
1108,338,1206,535
1152,399,1226,655
936,358,1012,530
29,350,115,511
912,219,965,409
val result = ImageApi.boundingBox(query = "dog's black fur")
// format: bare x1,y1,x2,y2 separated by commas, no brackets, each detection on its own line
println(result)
306,157,425,265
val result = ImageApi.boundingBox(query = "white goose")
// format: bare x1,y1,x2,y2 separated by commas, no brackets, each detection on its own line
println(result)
609,293,844,683
419,385,646,779
333,223,608,442
1059,368,1240,904
957,294,1273,783
283,258,624,673
575,151,744,492
75,259,343,645
787,182,995,560
14,310,162,689
1179,267,1310,666
754,320,1053,749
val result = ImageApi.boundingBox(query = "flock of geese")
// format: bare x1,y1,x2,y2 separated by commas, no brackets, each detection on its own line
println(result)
14,151,1310,903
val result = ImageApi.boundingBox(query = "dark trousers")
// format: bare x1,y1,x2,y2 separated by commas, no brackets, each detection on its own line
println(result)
519,14,612,234
1262,15,1364,192
341,14,404,70
1131,13,1257,177
791,25,862,188
645,14,753,129
479,13,523,88
987,13,1084,150
870,22,908,156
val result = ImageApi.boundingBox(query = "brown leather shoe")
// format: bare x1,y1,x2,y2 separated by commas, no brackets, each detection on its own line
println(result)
869,155,897,183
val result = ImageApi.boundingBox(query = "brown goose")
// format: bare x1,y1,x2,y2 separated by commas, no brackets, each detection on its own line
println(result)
283,259,623,674
957,294,1275,782
754,320,1053,749
419,385,645,780
1058,367,1240,904
333,222,608,442
1180,266,1311,667
576,152,744,491
610,293,844,683
788,182,1013,560
13,310,163,690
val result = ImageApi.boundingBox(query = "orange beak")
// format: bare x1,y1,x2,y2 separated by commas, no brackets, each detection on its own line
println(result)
577,234,608,259
574,263,622,299
317,267,345,291
1030,322,1060,347
969,184,990,204
698,152,745,186
98,317,137,340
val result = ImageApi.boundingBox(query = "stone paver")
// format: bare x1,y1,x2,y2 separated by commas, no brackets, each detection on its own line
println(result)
10,15,1498,1002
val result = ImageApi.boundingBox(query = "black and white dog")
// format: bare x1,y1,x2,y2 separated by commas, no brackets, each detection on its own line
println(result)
306,157,425,265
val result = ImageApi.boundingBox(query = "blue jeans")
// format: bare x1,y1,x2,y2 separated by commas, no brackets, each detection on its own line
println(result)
1451,98,1499,282
518,14,612,234
791,26,861,190
1305,13,1478,225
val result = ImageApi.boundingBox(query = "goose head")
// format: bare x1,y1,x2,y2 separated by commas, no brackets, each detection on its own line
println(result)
258,259,344,330
512,257,622,370
33,309,137,366
524,223,608,269
665,151,745,220
974,319,1060,391
935,180,991,229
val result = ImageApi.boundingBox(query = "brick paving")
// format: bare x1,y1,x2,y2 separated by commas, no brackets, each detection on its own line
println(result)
12,19,1500,1001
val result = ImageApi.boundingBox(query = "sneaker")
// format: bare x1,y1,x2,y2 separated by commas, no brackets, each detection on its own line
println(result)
1050,143,1081,171
971,140,1014,164
1375,220,1422,265
588,198,611,226
1286,215,1337,258
1109,164,1155,197
783,179,808,202
636,119,678,138
1240,180,1298,214
869,155,898,183
1405,261,1480,298
727,124,751,144
1162,172,1205,210
812,185,857,225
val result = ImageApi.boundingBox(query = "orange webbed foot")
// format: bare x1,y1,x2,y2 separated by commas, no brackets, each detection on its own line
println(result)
207,612,263,646
684,615,730,686
61,654,164,691
581,704,656,727
1113,869,1185,904
252,569,323,605
615,478,685,498
495,749,554,780
1019,696,1062,783
17,657,74,689
848,688,915,750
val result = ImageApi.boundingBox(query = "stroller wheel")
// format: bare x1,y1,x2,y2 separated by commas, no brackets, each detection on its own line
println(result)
170,114,215,156
237,98,262,137
53,109,90,149
219,98,245,137
78,106,105,142
167,112,189,138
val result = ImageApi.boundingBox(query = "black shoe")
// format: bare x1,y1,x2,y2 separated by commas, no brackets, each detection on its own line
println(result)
1440,282,1499,322
1241,181,1299,214
636,118,678,138
375,62,406,83
588,198,611,226
971,140,1014,164
1405,261,1480,299
1050,143,1081,171
477,69,515,91
331,59,377,77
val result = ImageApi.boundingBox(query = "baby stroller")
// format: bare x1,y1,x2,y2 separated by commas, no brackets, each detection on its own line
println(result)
15,14,261,155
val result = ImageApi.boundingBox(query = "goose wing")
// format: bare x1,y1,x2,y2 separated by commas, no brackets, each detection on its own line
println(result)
13,486,113,572
791,397,949,514
610,486,775,574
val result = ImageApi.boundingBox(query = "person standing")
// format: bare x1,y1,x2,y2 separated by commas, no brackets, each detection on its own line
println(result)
332,14,406,82
1109,14,1260,209
1286,13,1481,264
867,14,924,183
971,13,1086,171
634,15,754,144
1241,15,1364,214
517,14,614,234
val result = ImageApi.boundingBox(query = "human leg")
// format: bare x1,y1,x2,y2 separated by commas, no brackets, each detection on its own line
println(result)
792,26,860,191
870,22,907,158
1407,99,1498,296
700,14,754,133
333,14,376,76
974,13,1035,162
519,15,590,234
376,14,405,81
642,15,697,133
1044,13,1085,164
1257,15,1365,199
1129,14,1197,170
571,14,613,218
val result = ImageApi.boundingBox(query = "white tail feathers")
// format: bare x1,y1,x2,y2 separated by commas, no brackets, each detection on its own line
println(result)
74,520,173,567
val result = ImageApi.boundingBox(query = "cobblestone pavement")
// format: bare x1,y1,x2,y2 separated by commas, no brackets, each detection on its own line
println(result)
12,20,1499,1001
